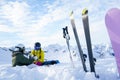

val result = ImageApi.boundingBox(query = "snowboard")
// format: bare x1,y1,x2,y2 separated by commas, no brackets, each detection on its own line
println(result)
105,8,120,75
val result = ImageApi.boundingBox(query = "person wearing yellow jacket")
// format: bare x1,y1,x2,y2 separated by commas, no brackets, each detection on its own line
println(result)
30,42,45,65
30,42,60,66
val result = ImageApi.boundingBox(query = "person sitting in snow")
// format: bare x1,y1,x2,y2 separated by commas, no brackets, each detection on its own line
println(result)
30,42,45,66
30,42,60,66
12,44,34,67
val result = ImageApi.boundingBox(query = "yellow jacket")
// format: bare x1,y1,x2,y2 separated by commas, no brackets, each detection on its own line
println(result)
30,49,44,63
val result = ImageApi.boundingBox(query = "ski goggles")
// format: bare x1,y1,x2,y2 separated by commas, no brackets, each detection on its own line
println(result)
34,46,41,50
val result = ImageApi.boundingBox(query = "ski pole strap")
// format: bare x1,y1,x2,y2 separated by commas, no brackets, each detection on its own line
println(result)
65,34,70,40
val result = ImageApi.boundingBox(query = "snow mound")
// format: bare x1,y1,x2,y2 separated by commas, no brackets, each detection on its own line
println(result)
0,44,119,80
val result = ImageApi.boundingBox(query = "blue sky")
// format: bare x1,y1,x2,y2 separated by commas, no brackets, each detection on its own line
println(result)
0,0,120,47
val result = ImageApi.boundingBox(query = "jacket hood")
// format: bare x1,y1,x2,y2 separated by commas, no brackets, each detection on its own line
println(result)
12,52,23,57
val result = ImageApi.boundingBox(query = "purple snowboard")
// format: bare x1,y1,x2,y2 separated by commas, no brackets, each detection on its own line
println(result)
105,8,120,75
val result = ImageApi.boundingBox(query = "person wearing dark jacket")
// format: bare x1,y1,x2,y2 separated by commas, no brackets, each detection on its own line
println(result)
12,44,34,67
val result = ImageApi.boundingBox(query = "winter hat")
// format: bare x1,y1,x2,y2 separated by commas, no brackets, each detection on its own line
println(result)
34,42,41,50
15,44,25,52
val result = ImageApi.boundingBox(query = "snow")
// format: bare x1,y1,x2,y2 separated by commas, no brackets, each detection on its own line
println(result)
0,44,120,80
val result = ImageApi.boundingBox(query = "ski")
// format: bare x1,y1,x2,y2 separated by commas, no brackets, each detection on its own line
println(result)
63,26,75,68
82,8,99,78
70,11,87,72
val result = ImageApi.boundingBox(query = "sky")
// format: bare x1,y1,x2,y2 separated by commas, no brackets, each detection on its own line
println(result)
0,0,120,47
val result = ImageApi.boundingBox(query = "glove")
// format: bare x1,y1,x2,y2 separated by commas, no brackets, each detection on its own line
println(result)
33,56,38,60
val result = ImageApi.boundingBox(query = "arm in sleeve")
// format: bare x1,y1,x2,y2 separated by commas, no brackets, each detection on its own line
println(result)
19,55,34,65
38,50,44,63
31,50,36,55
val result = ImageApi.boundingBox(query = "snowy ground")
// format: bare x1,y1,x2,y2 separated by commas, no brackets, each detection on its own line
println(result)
0,44,120,80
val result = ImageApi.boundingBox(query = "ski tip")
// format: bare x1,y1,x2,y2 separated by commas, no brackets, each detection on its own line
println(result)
70,11,73,16
82,8,88,15
69,11,74,19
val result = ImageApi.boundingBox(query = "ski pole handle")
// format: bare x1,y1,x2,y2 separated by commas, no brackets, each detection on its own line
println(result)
62,28,66,38
65,26,69,34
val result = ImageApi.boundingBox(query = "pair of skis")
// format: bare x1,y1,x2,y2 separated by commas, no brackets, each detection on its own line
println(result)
68,9,99,78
